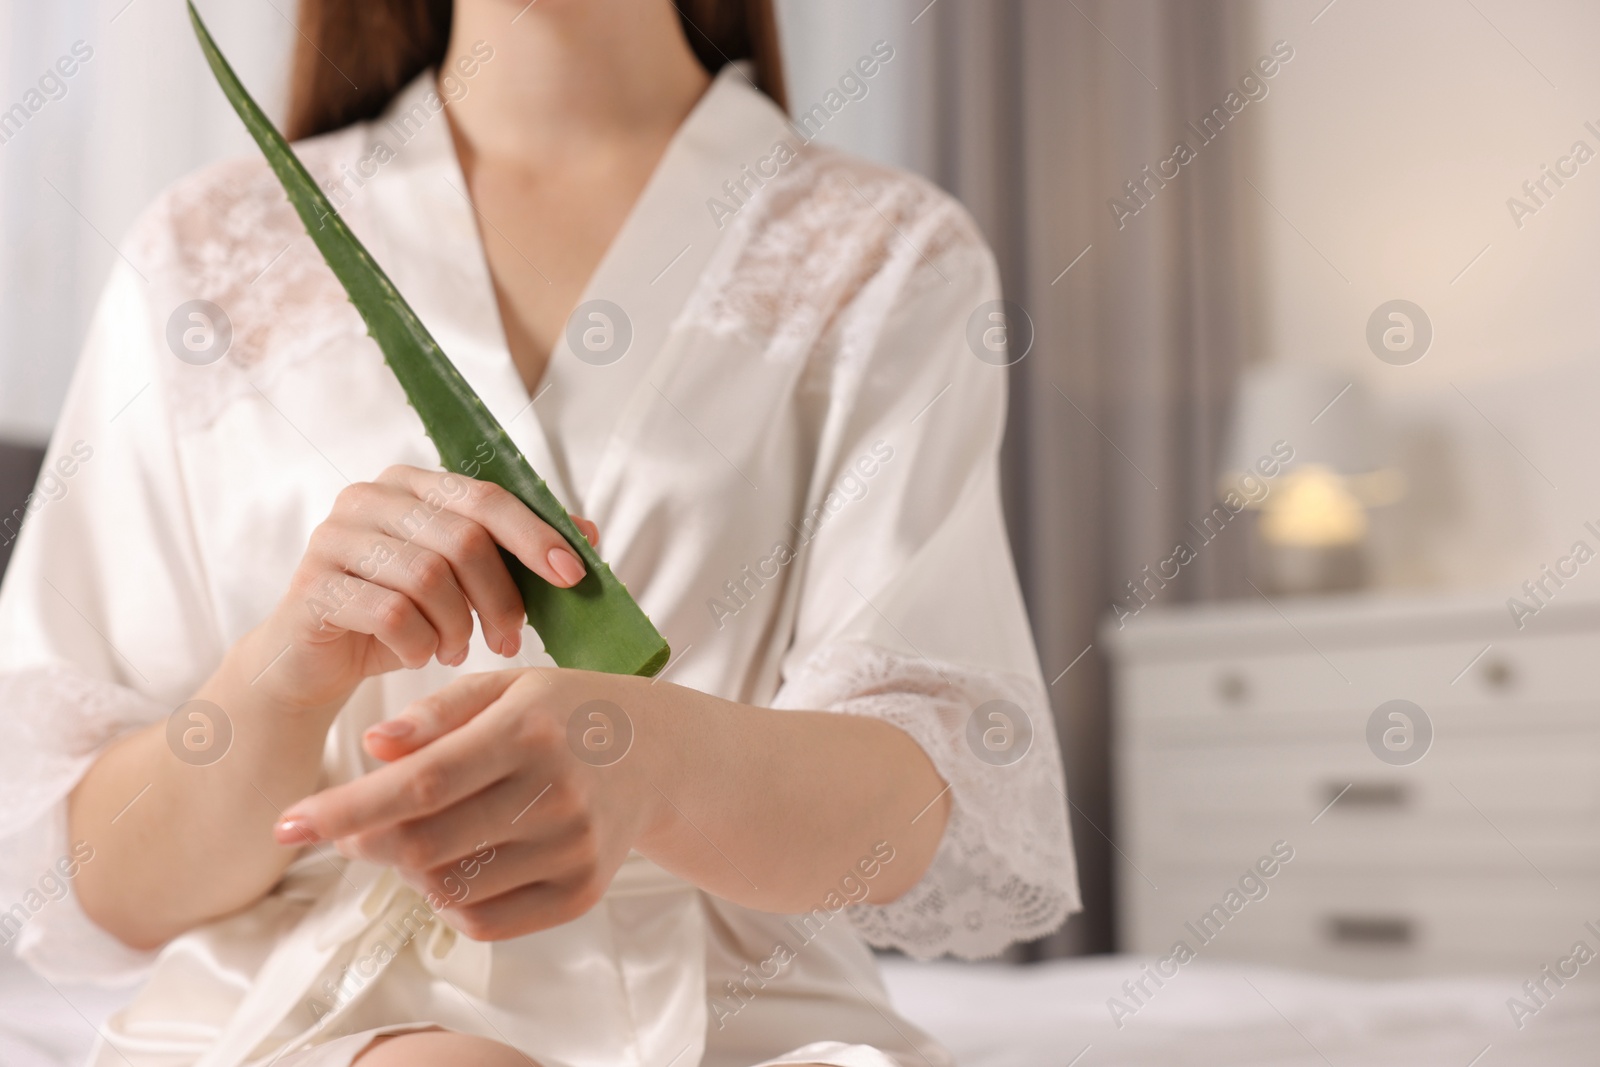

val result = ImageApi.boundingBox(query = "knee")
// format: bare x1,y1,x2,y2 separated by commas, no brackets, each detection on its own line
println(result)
354,1031,538,1067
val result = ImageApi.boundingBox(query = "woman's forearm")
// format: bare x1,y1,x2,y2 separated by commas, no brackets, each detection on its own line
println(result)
68,628,344,950
637,694,952,915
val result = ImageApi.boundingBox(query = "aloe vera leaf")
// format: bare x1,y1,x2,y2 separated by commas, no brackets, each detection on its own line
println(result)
188,2,669,677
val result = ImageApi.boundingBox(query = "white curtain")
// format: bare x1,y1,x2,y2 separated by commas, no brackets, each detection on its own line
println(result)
772,0,932,172
0,0,291,443
882,0,1263,957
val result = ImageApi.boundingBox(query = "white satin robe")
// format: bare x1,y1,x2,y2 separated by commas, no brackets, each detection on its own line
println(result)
0,65,1078,1067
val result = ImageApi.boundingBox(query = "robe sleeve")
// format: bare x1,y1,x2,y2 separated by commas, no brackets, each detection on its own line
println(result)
767,212,1080,960
0,260,224,983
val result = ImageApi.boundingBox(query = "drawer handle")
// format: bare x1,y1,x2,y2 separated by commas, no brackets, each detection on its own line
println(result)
1216,671,1249,705
1481,657,1516,691
1325,915,1414,946
1324,781,1409,810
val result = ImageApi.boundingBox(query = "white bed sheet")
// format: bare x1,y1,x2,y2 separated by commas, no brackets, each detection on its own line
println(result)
877,954,1600,1067
0,953,130,1067
3,950,1596,1067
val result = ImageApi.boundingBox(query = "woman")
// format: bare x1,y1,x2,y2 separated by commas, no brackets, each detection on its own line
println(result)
0,0,1078,1064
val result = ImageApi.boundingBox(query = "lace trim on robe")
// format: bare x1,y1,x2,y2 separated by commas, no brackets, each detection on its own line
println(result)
123,131,367,436
770,641,1075,960
683,147,972,372
0,666,166,981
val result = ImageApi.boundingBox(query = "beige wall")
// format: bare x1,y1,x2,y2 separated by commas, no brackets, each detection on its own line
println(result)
1250,0,1600,594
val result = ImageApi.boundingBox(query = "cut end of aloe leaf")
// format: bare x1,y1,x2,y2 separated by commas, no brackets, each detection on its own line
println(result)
638,646,671,677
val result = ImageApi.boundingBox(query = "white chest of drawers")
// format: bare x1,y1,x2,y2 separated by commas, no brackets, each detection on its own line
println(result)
1104,592,1600,977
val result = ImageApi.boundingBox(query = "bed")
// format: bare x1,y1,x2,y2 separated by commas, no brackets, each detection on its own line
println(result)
5,950,1597,1067
878,955,1600,1066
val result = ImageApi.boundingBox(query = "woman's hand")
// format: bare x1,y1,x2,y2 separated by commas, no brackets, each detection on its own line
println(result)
268,664,953,939
245,466,599,713
272,669,670,940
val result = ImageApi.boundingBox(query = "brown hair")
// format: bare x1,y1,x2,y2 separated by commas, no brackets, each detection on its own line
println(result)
285,0,787,141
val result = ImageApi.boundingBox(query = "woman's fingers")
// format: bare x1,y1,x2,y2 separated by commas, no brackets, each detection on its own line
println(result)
572,516,599,548
309,572,440,670
276,695,526,844
345,773,560,872
376,466,587,590
397,836,594,915
436,875,603,942
308,514,478,667
315,469,602,664
369,536,479,666
363,669,522,761
269,470,601,709
316,477,527,662
370,499,528,660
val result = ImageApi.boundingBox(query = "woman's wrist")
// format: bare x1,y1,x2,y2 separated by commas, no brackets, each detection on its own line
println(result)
205,622,351,726
627,680,731,854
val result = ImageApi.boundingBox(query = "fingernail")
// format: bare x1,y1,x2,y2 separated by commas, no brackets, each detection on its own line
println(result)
367,719,415,741
274,816,320,846
449,646,469,667
547,547,586,586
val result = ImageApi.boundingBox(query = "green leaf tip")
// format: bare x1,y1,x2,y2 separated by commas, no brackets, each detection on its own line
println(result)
188,1,669,677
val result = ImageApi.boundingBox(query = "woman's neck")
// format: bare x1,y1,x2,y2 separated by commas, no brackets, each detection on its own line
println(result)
442,0,712,165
